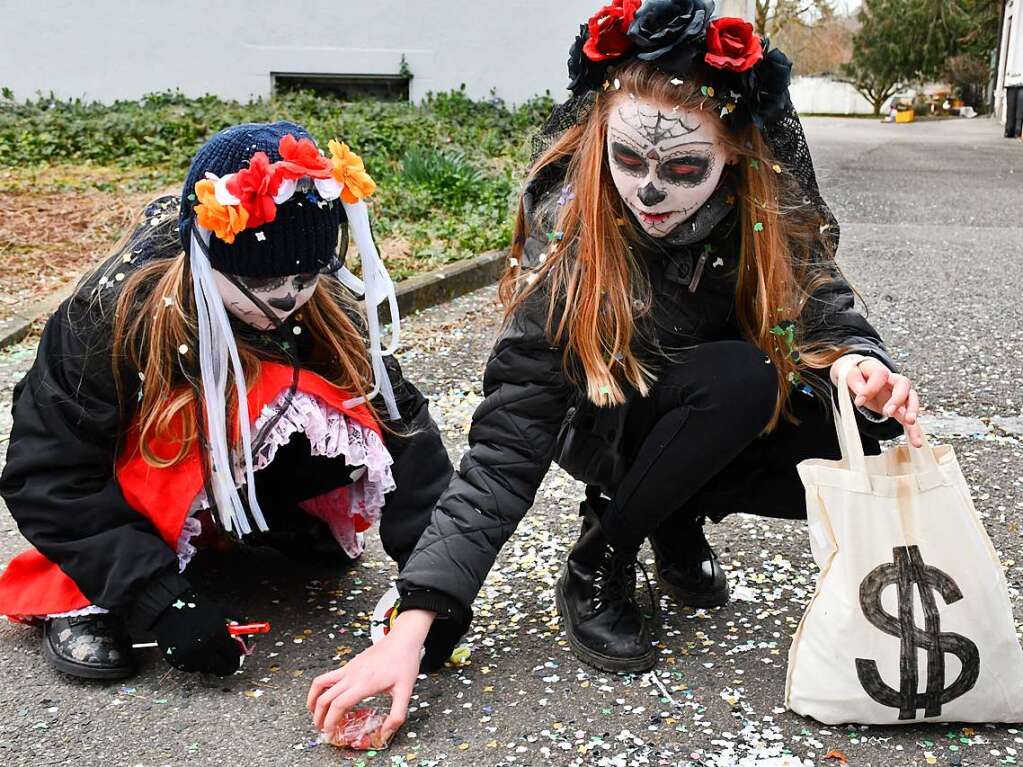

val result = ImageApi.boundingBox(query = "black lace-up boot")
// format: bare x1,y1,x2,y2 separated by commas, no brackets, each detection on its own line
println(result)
42,614,137,680
651,514,729,609
555,499,656,673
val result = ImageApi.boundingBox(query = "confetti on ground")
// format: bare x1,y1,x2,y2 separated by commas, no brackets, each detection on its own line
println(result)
2,116,1023,766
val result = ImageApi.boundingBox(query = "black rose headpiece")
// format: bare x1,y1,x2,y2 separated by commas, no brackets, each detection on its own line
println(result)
566,0,792,130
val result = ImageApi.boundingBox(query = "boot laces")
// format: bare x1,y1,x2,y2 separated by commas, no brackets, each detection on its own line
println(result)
592,548,659,621
593,548,634,608
636,559,658,621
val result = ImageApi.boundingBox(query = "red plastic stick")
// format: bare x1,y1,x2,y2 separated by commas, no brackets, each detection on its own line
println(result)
227,621,271,636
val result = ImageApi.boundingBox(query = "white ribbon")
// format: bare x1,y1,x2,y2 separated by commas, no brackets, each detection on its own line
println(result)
189,224,269,535
337,198,401,420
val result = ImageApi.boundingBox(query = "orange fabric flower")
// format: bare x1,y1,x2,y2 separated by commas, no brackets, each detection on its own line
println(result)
328,139,377,203
193,179,248,244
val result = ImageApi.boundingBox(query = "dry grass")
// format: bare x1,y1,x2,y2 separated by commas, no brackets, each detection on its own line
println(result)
0,166,174,322
0,188,153,321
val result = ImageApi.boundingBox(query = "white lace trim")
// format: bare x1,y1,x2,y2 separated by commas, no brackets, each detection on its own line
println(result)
42,605,109,619
188,389,395,558
176,515,203,572
251,391,395,491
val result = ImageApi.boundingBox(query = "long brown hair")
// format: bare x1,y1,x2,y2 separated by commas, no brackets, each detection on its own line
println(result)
501,61,847,429
106,232,374,468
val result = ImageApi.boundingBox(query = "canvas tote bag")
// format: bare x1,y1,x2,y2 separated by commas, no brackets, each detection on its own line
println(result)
785,360,1023,725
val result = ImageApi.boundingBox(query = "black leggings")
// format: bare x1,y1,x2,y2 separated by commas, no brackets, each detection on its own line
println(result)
601,340,880,551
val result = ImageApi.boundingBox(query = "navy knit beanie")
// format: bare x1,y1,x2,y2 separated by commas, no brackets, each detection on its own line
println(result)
178,121,345,278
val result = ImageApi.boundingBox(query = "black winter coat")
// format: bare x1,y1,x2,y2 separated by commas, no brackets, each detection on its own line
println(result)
396,175,902,656
0,197,453,625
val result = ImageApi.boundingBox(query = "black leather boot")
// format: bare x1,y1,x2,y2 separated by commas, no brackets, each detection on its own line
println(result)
42,614,137,680
556,500,656,673
651,514,729,609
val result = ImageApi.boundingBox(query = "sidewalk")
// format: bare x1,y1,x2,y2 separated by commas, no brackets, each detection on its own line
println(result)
0,116,1021,767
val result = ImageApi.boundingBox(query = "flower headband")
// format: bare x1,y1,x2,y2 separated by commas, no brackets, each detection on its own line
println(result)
567,0,792,129
190,133,377,244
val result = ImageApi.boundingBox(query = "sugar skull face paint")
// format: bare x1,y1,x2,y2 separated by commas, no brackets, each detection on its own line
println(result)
213,270,319,330
606,96,730,237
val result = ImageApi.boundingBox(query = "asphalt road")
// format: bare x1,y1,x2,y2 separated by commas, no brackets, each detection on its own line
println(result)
0,116,1021,767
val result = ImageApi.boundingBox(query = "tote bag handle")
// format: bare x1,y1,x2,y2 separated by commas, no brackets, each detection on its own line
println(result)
832,358,937,475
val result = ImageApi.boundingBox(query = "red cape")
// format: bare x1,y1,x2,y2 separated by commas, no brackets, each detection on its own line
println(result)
0,362,379,619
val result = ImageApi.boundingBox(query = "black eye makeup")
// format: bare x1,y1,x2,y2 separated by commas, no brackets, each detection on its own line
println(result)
610,142,647,175
238,275,289,292
292,272,319,291
658,153,714,186
237,272,319,293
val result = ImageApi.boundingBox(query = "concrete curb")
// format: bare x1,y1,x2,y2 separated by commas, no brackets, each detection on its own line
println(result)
0,250,508,351
394,249,506,316
0,288,73,350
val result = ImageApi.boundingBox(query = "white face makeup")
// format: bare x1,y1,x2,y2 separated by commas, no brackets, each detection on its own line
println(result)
213,270,319,330
606,96,730,237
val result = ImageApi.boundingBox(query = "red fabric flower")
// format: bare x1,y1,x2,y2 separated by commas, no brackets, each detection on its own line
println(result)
704,17,763,72
582,0,641,62
276,133,333,180
225,152,284,227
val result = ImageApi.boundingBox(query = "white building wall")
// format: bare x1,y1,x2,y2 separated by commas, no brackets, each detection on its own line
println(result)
1,0,601,105
717,0,757,21
995,0,1023,123
789,76,876,115
1,0,758,106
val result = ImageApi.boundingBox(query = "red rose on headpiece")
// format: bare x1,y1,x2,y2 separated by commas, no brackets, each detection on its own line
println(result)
276,133,333,180
704,17,763,72
225,152,284,227
582,0,641,62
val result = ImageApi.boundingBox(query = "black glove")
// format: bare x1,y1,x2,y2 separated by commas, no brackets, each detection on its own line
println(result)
150,589,241,676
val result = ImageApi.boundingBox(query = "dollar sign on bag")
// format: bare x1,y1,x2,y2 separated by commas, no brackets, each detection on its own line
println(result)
855,545,980,720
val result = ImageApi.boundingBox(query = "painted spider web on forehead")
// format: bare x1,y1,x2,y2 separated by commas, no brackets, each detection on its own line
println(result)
618,104,700,147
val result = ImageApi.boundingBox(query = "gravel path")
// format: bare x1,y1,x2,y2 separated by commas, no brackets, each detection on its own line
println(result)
0,116,1021,767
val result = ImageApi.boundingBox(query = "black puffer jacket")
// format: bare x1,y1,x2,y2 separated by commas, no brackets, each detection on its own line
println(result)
0,197,452,623
397,171,902,658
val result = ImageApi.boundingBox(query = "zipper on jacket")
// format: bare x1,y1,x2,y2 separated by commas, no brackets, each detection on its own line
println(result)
688,251,709,293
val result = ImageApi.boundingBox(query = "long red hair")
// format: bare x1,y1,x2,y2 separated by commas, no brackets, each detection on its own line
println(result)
500,61,847,429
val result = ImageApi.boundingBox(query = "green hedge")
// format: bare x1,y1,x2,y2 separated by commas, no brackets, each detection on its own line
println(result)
0,87,554,274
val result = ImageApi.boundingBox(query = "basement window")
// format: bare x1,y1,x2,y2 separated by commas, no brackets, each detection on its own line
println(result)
271,72,411,101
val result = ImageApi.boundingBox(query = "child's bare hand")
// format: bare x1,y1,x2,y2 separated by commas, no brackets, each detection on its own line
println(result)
832,355,924,447
307,609,434,743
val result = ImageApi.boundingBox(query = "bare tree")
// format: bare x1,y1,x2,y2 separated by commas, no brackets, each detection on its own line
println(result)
838,61,903,115
773,11,857,75
754,0,834,36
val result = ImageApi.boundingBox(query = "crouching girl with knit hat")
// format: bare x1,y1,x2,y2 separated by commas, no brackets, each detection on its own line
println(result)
0,121,452,680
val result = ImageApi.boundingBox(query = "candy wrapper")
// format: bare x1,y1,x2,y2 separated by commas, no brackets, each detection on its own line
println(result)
320,707,393,751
